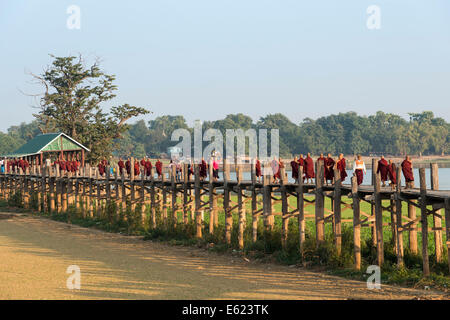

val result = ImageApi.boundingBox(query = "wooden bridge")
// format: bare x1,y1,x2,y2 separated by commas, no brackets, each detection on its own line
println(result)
0,158,449,276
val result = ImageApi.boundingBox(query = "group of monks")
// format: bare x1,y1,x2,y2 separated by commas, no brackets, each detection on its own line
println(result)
3,158,31,173
53,159,80,174
254,153,416,188
113,158,164,178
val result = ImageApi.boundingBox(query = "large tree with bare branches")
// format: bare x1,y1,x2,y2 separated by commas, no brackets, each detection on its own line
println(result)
29,54,150,162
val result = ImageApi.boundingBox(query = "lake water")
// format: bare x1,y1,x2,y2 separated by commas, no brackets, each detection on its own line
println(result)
224,168,450,190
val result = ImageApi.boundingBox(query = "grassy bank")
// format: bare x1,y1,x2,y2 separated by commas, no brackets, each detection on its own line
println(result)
0,191,448,292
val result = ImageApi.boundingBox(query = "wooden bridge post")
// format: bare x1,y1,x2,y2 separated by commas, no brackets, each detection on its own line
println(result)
407,179,418,254
333,167,342,255
351,176,361,270
298,166,305,254
371,158,378,247
251,158,258,243
374,172,384,266
208,159,215,234
150,166,156,229
223,159,232,244
140,170,146,227
430,163,443,263
395,166,404,267
237,163,246,250
194,164,202,238
41,165,47,213
162,167,167,224
88,166,94,217
419,168,430,276
280,165,288,249
315,159,325,245
444,198,450,274
263,161,273,231
182,163,189,225
171,164,177,227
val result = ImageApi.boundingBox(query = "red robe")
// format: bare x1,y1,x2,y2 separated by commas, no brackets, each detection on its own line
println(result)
145,160,152,177
125,160,131,175
255,160,261,177
98,162,105,176
401,160,414,182
134,162,140,176
324,157,335,180
377,159,389,182
200,160,207,178
290,160,299,180
388,163,397,185
155,161,163,176
336,158,347,182
118,160,125,175
304,156,315,179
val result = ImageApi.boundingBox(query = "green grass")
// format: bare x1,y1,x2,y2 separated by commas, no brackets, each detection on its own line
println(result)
0,191,448,292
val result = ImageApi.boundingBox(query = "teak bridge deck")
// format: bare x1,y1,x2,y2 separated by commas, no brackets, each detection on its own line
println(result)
1,158,449,275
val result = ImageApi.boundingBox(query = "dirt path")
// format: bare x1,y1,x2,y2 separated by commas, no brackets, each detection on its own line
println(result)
0,212,447,300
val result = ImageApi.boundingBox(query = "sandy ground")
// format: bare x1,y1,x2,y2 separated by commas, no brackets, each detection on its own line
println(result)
0,212,448,300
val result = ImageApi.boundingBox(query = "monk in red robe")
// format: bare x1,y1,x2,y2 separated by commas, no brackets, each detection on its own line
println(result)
155,159,163,179
145,159,152,177
134,161,140,177
255,158,262,182
401,156,414,187
377,156,389,186
387,160,397,187
324,153,335,185
304,153,315,183
118,158,125,175
125,158,131,177
200,158,208,180
290,156,299,182
98,161,105,176
336,153,347,182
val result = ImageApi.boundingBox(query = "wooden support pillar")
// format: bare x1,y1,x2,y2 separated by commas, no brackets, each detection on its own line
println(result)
224,159,232,244
444,198,450,274
374,172,384,266
333,168,342,255
430,163,443,263
298,166,305,254
161,168,167,224
208,159,215,234
408,179,418,254
237,163,245,250
315,160,325,245
149,167,156,229
194,164,202,238
351,176,361,270
263,161,273,231
395,166,404,267
140,171,146,227
419,168,430,276
171,165,177,227
182,163,189,225
280,165,288,249
371,158,378,247
251,158,258,243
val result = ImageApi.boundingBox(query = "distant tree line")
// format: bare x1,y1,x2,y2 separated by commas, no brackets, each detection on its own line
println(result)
1,111,448,159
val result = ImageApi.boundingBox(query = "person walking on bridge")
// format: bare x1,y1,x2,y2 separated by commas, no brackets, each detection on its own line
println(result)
336,153,347,183
377,155,389,187
353,155,366,185
401,155,414,189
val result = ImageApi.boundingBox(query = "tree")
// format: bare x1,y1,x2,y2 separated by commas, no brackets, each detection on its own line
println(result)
28,54,149,162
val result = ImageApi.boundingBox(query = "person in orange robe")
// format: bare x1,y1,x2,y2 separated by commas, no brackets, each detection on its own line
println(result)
387,160,397,187
255,157,262,183
118,158,125,175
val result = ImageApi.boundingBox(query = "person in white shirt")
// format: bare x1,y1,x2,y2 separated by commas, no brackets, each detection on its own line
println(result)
353,155,366,185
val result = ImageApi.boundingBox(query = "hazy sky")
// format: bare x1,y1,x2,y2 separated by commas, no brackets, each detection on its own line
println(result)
1,0,449,132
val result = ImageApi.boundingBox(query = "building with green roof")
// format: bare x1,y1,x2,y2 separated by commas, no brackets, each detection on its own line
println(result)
2,132,89,166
